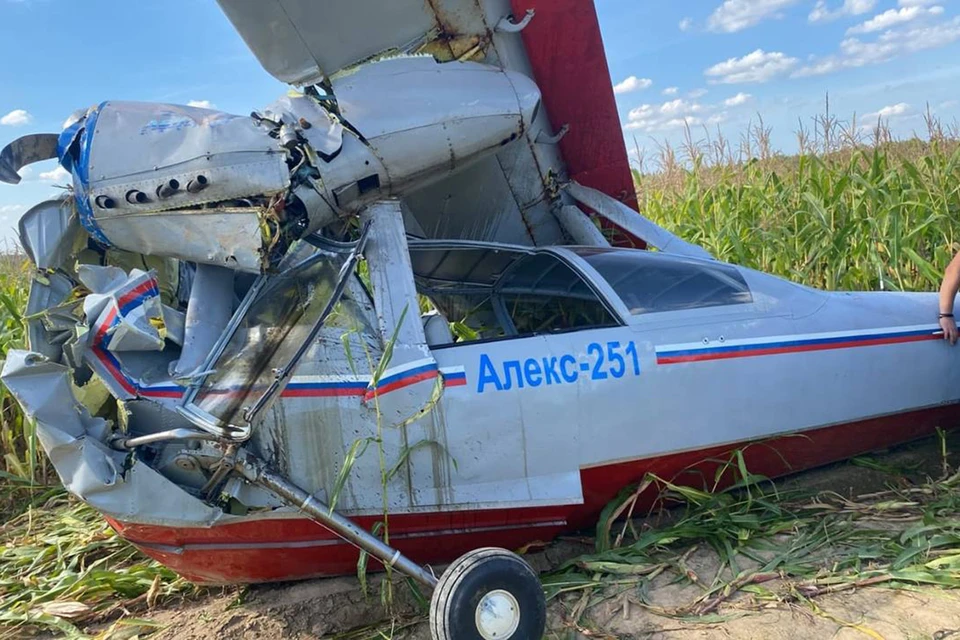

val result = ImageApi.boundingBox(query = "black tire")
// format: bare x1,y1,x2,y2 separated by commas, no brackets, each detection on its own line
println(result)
429,547,546,640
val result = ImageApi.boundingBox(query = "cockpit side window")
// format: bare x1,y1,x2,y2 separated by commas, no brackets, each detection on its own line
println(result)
497,254,618,337
422,288,509,343
412,248,619,345
575,248,752,315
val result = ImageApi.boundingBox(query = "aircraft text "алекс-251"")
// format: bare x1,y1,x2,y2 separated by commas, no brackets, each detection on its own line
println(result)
476,341,641,393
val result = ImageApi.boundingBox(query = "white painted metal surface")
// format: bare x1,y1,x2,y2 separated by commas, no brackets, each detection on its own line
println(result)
476,590,521,640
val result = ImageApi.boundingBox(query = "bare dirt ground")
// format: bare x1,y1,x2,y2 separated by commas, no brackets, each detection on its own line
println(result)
141,437,960,640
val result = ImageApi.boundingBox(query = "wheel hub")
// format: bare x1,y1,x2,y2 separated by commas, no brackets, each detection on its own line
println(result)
475,589,521,639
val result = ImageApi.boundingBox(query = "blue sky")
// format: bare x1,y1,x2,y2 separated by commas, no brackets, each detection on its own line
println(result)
1,0,959,245
603,0,960,169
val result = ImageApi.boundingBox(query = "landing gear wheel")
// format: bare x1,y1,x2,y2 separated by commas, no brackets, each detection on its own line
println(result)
429,547,546,640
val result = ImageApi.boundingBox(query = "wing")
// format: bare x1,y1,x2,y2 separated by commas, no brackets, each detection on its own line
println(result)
216,0,642,247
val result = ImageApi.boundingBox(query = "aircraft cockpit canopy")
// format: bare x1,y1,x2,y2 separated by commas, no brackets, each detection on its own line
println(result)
409,243,620,346
571,248,754,316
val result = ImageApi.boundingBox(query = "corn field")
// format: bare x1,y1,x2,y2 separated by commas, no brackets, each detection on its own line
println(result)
634,105,960,293
3,110,960,636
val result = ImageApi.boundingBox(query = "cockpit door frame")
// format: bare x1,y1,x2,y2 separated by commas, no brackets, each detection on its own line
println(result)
176,224,371,440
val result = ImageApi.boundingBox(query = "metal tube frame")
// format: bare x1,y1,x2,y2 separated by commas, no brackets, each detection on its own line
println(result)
237,451,439,589
111,428,220,450
116,432,437,588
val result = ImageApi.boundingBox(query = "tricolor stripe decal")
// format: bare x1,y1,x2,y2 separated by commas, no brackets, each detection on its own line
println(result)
116,279,161,316
656,325,942,365
89,352,468,402
364,360,439,401
442,366,467,388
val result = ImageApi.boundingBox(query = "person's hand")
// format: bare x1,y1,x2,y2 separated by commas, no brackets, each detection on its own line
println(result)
941,316,958,344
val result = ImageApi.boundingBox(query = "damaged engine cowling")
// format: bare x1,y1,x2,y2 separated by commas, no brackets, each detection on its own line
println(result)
5,57,541,274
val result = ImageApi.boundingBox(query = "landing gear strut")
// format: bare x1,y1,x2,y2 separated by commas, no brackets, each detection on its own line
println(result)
239,452,547,640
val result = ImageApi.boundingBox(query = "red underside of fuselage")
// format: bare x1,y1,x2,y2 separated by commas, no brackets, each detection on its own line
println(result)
107,403,960,584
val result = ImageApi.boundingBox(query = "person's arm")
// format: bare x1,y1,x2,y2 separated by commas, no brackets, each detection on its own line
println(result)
939,251,960,344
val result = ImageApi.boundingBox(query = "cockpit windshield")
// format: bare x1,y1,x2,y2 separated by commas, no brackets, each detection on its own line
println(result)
573,248,752,315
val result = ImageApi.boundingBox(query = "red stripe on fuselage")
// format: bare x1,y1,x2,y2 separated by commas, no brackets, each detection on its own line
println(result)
283,386,367,398
106,403,960,584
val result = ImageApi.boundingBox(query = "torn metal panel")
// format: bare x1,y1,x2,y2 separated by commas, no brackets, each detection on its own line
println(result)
73,265,188,404
2,352,106,443
289,131,383,218
161,305,185,347
26,271,78,363
80,266,167,352
171,265,235,380
97,208,268,274
18,198,86,271
565,181,713,260
0,133,58,184
83,350,177,403
262,93,344,159
102,250,184,308
1,351,229,527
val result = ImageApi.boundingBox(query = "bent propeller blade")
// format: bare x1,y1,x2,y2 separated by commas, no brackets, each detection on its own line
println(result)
0,134,60,185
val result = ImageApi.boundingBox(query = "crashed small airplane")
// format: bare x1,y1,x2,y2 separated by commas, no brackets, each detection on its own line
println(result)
2,1,959,638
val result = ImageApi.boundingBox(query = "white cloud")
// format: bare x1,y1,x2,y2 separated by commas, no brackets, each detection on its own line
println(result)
724,92,753,106
865,102,912,119
0,109,31,126
613,76,653,95
679,17,693,31
940,100,959,109
795,16,960,77
186,100,215,109
846,0,877,12
624,98,710,133
660,99,703,116
809,0,876,22
662,87,679,96
708,0,801,32
705,49,799,84
688,88,709,99
899,0,938,5
38,166,71,182
846,5,942,35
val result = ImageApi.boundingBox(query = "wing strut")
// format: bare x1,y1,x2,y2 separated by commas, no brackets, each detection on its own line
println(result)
565,181,713,260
